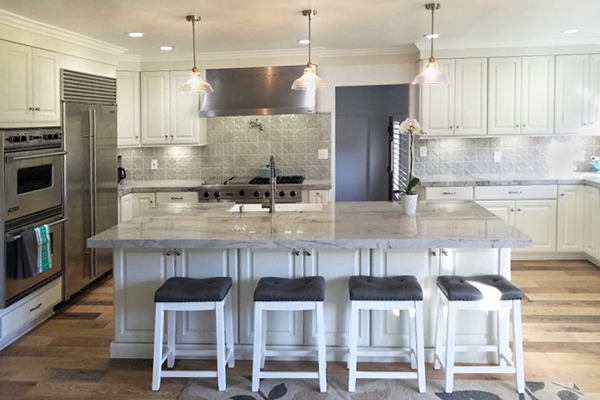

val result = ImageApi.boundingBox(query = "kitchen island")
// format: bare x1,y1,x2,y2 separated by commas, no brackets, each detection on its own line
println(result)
88,201,531,361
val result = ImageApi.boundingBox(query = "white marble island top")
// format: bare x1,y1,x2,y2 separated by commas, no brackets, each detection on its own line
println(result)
87,201,532,250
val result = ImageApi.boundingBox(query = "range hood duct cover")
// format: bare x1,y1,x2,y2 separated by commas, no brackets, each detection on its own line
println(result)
200,66,316,117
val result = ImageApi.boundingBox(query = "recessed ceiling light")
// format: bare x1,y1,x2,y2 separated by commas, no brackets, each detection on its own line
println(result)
127,32,144,37
562,29,579,34
160,45,173,51
298,39,310,44
424,33,440,39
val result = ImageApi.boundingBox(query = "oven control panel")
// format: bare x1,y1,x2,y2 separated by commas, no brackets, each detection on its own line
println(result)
3,127,62,151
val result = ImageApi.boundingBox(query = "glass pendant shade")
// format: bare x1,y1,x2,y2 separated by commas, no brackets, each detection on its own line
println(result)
412,59,450,84
179,68,214,93
291,64,326,90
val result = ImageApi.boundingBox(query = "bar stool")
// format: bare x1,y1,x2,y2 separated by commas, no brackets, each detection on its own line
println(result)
152,277,235,391
252,276,327,393
434,275,525,394
347,276,426,393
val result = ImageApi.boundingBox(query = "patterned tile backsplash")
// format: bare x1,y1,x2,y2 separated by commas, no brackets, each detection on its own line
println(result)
412,136,600,176
119,114,331,181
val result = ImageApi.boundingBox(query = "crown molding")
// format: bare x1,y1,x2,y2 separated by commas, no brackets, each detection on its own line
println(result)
0,9,127,56
415,37,600,52
319,45,418,58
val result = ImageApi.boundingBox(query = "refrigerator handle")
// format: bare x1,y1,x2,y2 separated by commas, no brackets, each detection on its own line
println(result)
88,108,97,279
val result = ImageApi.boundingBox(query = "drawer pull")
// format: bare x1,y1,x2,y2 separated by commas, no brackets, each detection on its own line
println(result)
293,250,301,256
442,192,456,195
171,197,184,200
508,191,523,194
29,303,42,312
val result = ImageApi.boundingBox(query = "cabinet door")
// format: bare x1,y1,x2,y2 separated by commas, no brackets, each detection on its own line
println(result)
514,200,557,253
31,49,60,124
113,249,175,343
583,186,599,257
120,194,133,223
141,71,170,145
0,41,33,123
419,59,455,136
454,58,487,136
555,55,590,133
170,71,202,145
175,249,237,344
132,193,156,217
304,249,369,347
521,56,555,134
557,185,584,252
589,55,600,127
488,57,521,135
239,249,304,345
117,71,141,147
371,249,437,348
476,200,516,225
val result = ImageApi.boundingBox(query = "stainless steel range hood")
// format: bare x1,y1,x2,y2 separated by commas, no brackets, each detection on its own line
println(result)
199,65,316,117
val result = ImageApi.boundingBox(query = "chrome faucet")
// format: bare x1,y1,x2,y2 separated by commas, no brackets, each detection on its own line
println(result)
262,155,276,213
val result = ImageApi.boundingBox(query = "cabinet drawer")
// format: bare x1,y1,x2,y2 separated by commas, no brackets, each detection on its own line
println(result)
474,185,557,200
425,187,473,200
155,192,198,204
1,280,61,338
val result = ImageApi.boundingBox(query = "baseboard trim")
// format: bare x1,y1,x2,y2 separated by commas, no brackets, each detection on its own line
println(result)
512,252,587,261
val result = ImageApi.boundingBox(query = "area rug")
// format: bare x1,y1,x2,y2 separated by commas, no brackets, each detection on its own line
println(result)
178,377,587,400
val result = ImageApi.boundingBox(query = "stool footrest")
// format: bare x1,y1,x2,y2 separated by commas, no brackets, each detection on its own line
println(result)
259,371,319,379
264,349,317,358
355,347,413,358
453,366,517,374
160,370,218,378
355,371,418,380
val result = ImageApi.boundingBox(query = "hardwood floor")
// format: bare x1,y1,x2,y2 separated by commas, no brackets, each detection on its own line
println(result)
0,260,599,399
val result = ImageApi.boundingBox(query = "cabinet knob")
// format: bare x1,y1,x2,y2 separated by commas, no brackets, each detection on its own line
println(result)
293,250,300,256
449,126,453,129
170,135,174,139
164,135,168,139
510,208,515,212
456,126,459,129
305,250,312,256
166,251,173,256
28,107,34,111
135,135,139,139
561,193,565,197
516,124,519,128
431,250,437,256
35,107,41,111
522,124,526,127
176,251,182,256
441,249,448,256
517,208,522,212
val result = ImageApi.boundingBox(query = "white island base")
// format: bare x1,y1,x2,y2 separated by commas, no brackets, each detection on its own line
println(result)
111,247,512,364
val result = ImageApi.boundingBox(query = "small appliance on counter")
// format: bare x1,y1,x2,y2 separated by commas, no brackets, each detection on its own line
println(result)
117,155,127,183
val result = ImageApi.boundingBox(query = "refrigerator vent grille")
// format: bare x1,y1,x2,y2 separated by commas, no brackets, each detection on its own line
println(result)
61,70,116,105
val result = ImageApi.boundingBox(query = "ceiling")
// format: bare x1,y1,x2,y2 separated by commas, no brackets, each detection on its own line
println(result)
0,0,599,57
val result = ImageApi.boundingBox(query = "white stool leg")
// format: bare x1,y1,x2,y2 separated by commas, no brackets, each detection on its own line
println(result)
348,302,359,392
252,302,263,392
512,300,525,394
316,301,327,393
433,295,445,370
152,303,164,391
409,308,417,370
444,302,457,393
167,310,176,368
346,303,352,370
261,309,268,369
215,301,227,391
497,309,508,366
225,296,235,368
415,301,427,394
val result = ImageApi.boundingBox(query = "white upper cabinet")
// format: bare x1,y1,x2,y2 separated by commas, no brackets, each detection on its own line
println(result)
521,56,555,134
419,59,455,137
454,58,487,136
488,57,521,135
0,41,60,126
117,71,141,147
169,71,206,145
589,55,600,127
555,55,590,133
141,71,170,145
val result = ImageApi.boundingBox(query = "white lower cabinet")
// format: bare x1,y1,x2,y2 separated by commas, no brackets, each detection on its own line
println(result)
583,186,600,258
557,185,584,252
119,193,133,223
132,193,156,217
155,192,198,205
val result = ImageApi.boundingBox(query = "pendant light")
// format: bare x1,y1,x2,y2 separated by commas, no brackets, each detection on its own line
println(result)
412,3,450,85
292,10,326,90
179,15,214,93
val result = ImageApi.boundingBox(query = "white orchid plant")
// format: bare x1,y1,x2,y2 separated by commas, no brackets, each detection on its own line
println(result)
396,118,426,196
399,118,426,137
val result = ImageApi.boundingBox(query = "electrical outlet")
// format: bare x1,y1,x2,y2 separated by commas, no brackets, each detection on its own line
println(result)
494,152,502,163
420,146,427,157
318,149,329,160
151,159,158,170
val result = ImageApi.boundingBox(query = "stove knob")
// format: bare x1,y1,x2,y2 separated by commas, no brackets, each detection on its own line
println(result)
8,136,18,143
239,190,245,196
52,133,61,140
264,191,271,198
214,192,220,199
203,191,209,198
279,191,285,197
43,133,53,140
253,191,260,198
19,135,28,142
290,190,297,197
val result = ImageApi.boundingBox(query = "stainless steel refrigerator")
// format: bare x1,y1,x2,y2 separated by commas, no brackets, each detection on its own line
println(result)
62,70,118,300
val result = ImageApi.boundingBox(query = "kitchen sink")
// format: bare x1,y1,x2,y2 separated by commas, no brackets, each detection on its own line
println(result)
228,203,324,212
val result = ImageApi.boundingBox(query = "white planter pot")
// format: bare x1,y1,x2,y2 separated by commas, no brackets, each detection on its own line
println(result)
402,194,418,216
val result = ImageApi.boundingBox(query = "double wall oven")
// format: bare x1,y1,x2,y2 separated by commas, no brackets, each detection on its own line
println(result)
1,127,66,307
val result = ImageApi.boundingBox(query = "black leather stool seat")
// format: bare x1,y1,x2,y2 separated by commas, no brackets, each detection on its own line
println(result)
154,277,232,303
349,276,423,301
437,275,522,301
254,277,325,302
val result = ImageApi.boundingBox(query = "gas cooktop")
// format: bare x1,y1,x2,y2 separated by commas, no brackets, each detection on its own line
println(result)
248,175,305,185
198,176,305,203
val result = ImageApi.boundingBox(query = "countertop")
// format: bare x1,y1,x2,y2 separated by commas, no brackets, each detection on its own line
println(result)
118,179,331,196
87,201,532,250
418,172,600,188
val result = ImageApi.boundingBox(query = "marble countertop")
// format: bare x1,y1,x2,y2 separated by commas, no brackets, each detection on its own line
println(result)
418,172,600,188
87,201,532,250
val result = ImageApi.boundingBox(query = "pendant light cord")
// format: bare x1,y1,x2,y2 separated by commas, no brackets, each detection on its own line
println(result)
308,12,312,65
192,18,197,69
430,5,435,60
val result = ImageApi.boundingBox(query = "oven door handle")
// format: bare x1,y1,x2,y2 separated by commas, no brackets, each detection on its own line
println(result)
5,217,68,242
5,151,68,162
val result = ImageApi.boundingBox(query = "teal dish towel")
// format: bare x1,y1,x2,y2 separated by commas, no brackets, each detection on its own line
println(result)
34,224,52,274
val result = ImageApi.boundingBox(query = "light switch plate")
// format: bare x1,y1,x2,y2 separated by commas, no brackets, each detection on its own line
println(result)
318,149,329,160
151,159,158,170
494,151,502,163
420,146,427,157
